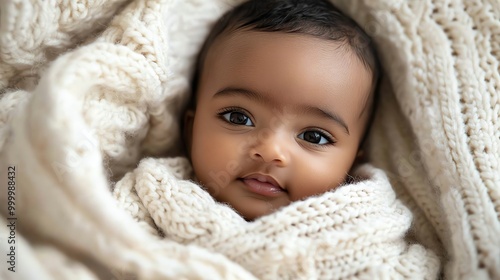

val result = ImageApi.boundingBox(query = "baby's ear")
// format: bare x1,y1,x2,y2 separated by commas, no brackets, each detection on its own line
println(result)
345,150,367,184
353,149,366,166
349,150,366,174
183,109,195,156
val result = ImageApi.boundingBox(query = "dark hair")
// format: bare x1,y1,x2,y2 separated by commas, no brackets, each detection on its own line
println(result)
190,0,381,145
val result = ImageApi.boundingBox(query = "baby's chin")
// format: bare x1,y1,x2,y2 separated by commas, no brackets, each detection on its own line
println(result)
238,207,274,222
225,197,290,221
209,194,290,222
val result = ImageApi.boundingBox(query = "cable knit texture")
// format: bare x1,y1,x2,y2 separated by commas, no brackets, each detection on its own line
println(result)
0,0,498,279
114,157,439,279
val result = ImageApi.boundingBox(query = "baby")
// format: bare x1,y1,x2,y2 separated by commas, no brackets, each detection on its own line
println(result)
183,0,380,220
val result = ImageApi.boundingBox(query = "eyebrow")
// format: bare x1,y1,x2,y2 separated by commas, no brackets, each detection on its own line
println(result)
214,87,268,103
213,87,350,135
300,106,350,135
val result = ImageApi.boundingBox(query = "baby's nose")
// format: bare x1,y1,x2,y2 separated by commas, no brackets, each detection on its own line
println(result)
249,129,290,167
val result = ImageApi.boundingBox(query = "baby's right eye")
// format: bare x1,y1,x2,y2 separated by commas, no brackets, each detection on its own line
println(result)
220,110,254,126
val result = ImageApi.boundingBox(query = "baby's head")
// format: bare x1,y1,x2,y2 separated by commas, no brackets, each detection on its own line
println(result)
184,0,380,220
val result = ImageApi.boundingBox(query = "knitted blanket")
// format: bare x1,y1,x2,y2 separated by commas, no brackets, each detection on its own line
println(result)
0,0,498,279
113,157,438,279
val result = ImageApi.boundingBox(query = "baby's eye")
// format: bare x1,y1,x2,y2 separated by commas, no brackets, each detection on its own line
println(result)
298,130,333,145
221,111,254,126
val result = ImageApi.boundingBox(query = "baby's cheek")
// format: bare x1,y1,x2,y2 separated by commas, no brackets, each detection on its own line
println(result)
192,136,238,193
290,163,349,200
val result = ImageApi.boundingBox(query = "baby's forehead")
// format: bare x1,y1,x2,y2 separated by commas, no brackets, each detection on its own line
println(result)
207,30,372,83
198,30,374,131
205,30,361,70
203,29,374,81
220,30,373,101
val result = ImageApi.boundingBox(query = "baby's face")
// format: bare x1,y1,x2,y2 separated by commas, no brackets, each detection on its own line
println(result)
185,30,372,220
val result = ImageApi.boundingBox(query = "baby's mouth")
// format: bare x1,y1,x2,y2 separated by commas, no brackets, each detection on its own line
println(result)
239,174,286,197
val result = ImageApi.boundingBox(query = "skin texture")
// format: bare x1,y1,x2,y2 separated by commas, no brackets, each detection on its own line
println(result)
185,30,373,220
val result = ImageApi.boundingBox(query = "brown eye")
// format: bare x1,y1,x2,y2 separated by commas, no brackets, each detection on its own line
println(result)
221,111,254,126
298,130,333,145
304,131,321,143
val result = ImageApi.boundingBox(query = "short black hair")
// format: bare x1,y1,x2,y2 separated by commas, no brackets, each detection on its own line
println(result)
190,0,381,145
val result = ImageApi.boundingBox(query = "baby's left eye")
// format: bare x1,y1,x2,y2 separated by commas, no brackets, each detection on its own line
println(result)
298,130,333,145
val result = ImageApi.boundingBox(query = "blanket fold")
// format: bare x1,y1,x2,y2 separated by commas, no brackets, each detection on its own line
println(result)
114,157,440,279
0,0,499,279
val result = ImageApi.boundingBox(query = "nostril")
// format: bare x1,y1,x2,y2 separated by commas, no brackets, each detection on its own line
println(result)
251,150,286,165
251,151,265,161
249,143,288,166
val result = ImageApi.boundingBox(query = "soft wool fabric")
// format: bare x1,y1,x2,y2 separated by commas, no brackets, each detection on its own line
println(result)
0,0,498,279
113,157,439,279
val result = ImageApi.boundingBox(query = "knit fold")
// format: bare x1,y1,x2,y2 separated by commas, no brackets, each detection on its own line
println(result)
114,157,440,279
0,0,499,279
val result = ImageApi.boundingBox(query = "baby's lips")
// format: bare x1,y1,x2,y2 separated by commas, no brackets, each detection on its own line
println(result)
242,173,285,191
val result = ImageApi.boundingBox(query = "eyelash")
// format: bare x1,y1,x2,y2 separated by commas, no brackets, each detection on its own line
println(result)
216,107,337,146
216,107,255,126
298,128,337,147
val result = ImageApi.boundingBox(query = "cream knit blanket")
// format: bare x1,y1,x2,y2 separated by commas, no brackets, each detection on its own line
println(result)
0,0,499,279
113,157,439,279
